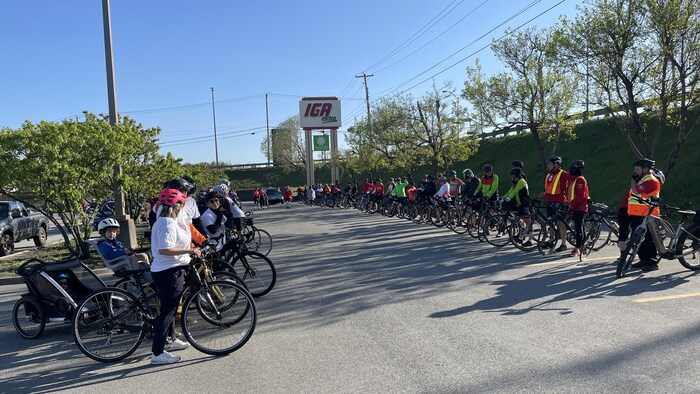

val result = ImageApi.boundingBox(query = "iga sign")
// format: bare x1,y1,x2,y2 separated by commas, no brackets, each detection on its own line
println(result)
299,97,341,129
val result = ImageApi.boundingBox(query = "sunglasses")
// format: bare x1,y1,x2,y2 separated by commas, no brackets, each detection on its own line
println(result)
209,198,219,203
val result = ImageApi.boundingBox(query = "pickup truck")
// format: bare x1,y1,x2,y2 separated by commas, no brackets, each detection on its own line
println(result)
0,201,50,256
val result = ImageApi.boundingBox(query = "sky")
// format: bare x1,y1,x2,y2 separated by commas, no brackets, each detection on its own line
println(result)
0,0,580,166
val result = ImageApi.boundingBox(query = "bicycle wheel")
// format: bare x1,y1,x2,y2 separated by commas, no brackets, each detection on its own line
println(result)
483,215,511,247
616,228,644,278
466,211,482,238
429,206,445,227
113,278,160,318
181,280,256,356
677,226,700,270
537,221,559,255
229,251,277,297
12,297,45,339
509,216,542,252
73,288,145,362
246,228,272,256
591,218,614,252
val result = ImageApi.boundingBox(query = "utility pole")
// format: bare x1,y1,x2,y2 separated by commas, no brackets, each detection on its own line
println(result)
211,87,219,169
356,73,374,131
265,93,270,166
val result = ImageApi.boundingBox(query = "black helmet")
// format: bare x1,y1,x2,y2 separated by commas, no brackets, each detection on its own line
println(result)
548,156,562,165
570,160,585,169
483,164,493,172
463,168,474,178
633,158,655,168
511,160,524,169
181,175,197,194
510,168,523,176
427,175,436,181
164,178,191,194
446,170,457,178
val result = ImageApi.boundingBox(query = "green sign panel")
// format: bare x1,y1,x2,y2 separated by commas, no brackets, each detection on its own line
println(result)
313,135,330,151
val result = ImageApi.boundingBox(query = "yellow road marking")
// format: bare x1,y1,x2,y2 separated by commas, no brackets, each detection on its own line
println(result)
634,293,700,303
526,256,617,267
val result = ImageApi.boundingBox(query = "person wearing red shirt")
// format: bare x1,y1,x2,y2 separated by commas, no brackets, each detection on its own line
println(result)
406,182,417,201
259,188,268,209
283,186,293,209
539,156,573,252
296,186,304,202
627,158,662,271
252,188,261,211
567,160,590,257
361,179,371,194
374,179,385,196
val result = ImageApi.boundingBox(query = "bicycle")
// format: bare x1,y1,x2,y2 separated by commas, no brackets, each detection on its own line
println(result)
217,234,277,297
536,203,595,258
240,213,272,256
616,194,700,278
72,257,256,362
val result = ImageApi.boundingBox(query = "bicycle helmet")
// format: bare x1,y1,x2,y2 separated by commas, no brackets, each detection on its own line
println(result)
97,217,120,232
446,170,457,178
633,158,655,168
164,178,191,193
511,160,524,169
212,183,229,197
510,168,523,177
463,168,474,178
570,160,585,169
182,175,197,194
483,164,493,173
427,175,436,181
548,156,562,165
159,188,188,207
219,178,231,187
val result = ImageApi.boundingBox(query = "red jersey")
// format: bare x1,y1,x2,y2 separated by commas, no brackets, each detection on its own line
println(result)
544,169,572,203
362,182,370,194
252,190,260,197
407,186,417,201
568,176,589,212
283,188,293,199
375,184,385,195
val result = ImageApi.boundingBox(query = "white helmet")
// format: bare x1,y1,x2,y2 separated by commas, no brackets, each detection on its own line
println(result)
212,183,229,197
98,218,120,232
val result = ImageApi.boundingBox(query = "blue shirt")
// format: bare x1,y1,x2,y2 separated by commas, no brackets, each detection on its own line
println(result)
97,238,127,260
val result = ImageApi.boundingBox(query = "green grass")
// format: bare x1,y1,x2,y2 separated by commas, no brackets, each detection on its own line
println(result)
227,114,700,209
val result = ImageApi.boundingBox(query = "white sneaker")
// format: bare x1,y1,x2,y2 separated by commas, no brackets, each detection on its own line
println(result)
164,338,190,351
150,351,181,365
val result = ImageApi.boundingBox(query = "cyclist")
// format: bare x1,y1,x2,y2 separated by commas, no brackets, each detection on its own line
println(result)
627,158,662,272
540,156,572,252
567,160,590,257
423,175,437,199
434,175,450,200
200,191,232,251
511,160,527,180
503,167,532,246
393,177,409,207
386,178,396,196
260,187,269,209
362,178,371,194
296,186,304,202
283,186,293,209
150,188,201,364
374,178,385,196
406,181,417,202
447,170,464,202
213,183,244,236
462,169,480,201
474,164,499,204
252,188,261,210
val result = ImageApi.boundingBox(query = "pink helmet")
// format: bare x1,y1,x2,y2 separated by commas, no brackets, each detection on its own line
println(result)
159,188,187,206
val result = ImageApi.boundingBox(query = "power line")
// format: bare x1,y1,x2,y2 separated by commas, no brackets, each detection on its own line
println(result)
363,0,463,72
372,0,546,98
374,0,491,74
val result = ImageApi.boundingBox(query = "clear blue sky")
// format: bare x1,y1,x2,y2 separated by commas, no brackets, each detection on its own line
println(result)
0,0,578,165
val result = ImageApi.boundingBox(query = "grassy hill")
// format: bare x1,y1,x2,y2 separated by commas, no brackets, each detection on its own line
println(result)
227,114,700,209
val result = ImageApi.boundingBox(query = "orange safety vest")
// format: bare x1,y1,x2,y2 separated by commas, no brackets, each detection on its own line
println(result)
627,173,660,217
544,169,565,196
568,176,590,201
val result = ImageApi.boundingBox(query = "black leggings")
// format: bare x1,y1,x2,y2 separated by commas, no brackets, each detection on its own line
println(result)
151,266,186,356
572,211,586,248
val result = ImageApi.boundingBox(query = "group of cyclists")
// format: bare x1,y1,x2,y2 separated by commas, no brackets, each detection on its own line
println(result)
303,156,667,271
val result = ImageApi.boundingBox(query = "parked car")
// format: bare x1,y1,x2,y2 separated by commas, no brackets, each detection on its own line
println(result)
265,188,284,205
92,200,115,230
0,200,50,256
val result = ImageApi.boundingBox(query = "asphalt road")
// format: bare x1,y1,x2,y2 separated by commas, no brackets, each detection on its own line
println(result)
1,203,700,393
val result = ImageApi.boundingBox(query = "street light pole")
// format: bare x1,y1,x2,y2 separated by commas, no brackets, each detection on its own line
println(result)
102,0,136,248
211,87,220,169
265,93,270,167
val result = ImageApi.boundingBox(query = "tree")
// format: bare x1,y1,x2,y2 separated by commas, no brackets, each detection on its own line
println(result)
259,116,306,173
463,28,576,172
0,113,144,254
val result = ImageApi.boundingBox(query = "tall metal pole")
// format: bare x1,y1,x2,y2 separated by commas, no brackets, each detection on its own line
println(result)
265,93,270,166
356,74,374,132
102,0,136,248
211,87,220,169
